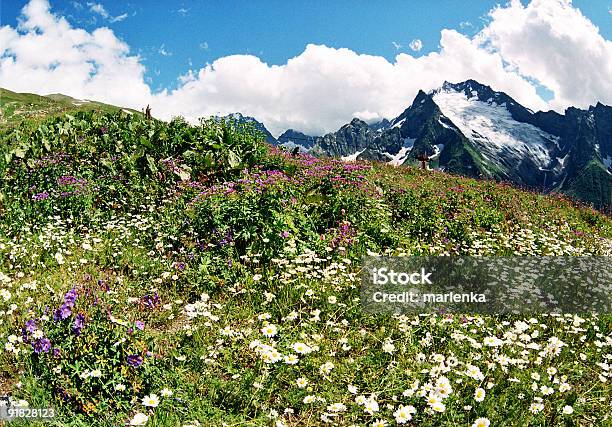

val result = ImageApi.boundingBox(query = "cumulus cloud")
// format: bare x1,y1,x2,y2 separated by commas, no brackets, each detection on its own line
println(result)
1,0,611,137
408,39,423,52
154,34,546,135
479,0,612,110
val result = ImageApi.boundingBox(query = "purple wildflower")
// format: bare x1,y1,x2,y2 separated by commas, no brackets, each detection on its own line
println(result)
32,192,49,201
63,288,77,307
25,319,37,333
127,354,143,367
98,279,109,291
134,320,145,331
54,304,72,321
33,338,51,354
73,313,85,335
141,293,160,310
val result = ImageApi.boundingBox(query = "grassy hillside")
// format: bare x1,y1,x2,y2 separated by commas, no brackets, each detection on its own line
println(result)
0,88,140,127
0,110,610,426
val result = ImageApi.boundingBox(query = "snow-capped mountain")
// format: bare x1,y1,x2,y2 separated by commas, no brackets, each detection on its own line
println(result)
221,80,611,209
306,80,611,209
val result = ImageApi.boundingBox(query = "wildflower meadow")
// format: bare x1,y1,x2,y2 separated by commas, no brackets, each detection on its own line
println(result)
0,111,610,426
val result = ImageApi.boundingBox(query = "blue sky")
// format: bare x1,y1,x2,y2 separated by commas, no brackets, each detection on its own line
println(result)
2,0,610,94
1,0,612,135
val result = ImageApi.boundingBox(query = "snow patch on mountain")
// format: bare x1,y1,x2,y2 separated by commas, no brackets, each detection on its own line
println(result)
432,144,445,158
438,118,452,129
555,154,569,171
432,89,558,168
386,138,415,166
603,155,612,172
391,118,405,129
342,149,366,162
279,140,311,153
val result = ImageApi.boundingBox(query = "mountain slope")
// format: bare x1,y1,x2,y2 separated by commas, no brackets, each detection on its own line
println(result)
0,88,140,126
217,112,277,144
3,85,610,209
276,129,317,152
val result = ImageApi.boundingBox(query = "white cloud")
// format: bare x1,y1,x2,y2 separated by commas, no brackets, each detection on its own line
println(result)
479,0,612,110
110,13,128,23
408,39,423,52
87,2,108,19
177,8,189,16
158,44,172,57
86,1,127,24
391,41,402,50
1,0,611,137
154,35,546,135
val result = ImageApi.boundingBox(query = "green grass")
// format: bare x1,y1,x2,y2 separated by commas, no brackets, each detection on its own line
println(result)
0,88,140,127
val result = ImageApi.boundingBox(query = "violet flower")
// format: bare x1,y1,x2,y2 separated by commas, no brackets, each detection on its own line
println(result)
127,354,143,367
33,338,51,354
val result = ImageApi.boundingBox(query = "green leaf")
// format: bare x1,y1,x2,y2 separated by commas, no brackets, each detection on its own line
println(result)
13,147,26,158
182,150,196,159
227,151,241,168
146,155,157,174
139,136,154,150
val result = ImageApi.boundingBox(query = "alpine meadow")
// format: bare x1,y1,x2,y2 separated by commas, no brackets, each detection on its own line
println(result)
1,0,612,426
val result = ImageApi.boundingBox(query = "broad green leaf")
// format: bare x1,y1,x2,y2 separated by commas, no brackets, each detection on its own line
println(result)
227,151,241,168
13,147,26,158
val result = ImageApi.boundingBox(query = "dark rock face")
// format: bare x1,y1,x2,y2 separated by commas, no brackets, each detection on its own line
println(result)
277,129,318,151
311,118,374,157
592,103,612,159
368,119,391,133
